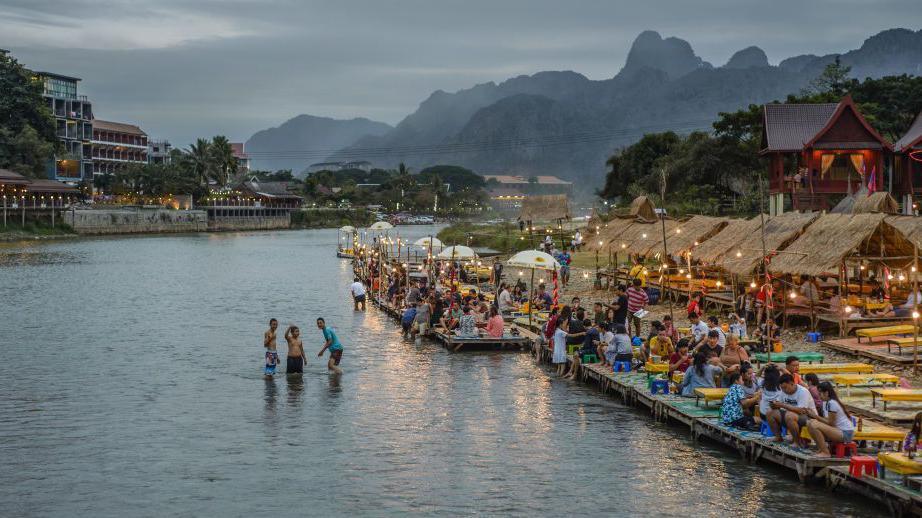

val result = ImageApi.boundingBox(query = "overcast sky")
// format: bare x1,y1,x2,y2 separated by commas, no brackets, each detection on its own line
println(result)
3,0,920,147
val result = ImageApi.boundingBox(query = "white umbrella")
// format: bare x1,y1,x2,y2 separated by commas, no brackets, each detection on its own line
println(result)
414,236,443,249
369,221,393,230
506,250,560,271
339,225,355,233
437,245,477,260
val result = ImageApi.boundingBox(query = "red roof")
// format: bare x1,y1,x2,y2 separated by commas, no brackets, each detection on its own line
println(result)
0,169,79,193
93,119,146,136
0,168,32,185
896,111,922,152
761,96,891,153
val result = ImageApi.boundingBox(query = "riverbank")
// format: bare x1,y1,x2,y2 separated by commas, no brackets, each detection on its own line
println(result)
0,222,76,241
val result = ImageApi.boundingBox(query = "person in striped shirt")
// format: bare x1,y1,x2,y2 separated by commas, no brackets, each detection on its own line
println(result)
625,278,649,337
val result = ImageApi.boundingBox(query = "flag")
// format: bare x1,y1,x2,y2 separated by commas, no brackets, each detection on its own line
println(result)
867,165,877,195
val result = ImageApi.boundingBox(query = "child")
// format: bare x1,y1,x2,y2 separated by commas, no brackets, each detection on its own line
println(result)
904,412,922,455
316,317,344,375
284,325,305,374
728,313,747,339
264,318,279,376
804,373,823,415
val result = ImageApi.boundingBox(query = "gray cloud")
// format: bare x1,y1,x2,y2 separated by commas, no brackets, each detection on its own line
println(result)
3,0,920,148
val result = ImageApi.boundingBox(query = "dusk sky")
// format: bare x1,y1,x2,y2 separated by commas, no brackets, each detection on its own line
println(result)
3,0,921,147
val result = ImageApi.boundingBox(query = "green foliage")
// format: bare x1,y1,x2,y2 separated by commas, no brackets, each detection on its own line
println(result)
437,222,532,254
805,57,852,97
290,208,374,228
0,51,57,177
417,165,485,192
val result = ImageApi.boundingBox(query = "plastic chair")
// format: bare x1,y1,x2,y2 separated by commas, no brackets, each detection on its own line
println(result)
567,344,581,355
849,456,878,478
760,421,786,438
650,379,669,395
582,353,598,364
613,361,631,373
834,442,858,458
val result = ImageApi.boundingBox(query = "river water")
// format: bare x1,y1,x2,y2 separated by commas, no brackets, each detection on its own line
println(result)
0,227,883,517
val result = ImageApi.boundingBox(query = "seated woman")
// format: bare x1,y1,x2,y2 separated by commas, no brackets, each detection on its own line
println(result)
440,304,462,331
868,302,896,318
668,339,692,380
604,324,632,367
455,305,478,337
718,335,750,380
679,352,724,397
720,371,761,430
805,381,856,457
484,306,505,338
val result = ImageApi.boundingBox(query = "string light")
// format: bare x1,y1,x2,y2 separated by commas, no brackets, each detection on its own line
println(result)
845,305,853,314
736,250,742,257
914,311,920,319
750,281,757,288
642,233,648,239
715,281,722,288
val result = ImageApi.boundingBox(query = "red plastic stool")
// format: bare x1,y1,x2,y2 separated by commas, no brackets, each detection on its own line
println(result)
834,442,858,458
849,456,878,478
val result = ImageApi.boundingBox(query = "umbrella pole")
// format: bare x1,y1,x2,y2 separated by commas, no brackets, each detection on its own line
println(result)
915,245,919,375
529,267,535,332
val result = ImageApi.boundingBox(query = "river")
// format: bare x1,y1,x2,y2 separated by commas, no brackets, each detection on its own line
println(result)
0,227,883,517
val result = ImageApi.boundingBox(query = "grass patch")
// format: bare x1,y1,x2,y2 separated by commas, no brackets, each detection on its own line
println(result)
0,221,75,238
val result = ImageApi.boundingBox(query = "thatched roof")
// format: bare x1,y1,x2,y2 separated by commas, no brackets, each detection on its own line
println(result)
718,212,820,276
885,216,922,250
628,196,657,222
691,217,764,265
585,216,636,251
853,191,899,214
608,219,670,256
831,188,899,215
660,215,729,258
769,214,914,276
519,194,570,222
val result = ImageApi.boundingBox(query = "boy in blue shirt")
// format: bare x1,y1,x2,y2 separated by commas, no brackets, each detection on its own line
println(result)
316,317,344,374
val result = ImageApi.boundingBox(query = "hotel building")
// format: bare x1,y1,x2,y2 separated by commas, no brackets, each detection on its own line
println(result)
91,120,149,177
34,72,94,183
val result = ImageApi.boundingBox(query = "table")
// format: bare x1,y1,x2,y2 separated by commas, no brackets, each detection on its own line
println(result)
799,363,874,375
856,325,916,343
801,422,905,443
752,351,824,364
645,362,669,381
886,337,922,355
870,388,922,411
832,373,899,396
879,452,922,485
694,388,728,407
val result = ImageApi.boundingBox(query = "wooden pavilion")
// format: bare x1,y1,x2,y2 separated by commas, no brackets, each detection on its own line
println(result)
762,96,892,213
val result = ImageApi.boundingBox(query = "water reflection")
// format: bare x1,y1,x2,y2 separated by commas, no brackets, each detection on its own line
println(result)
0,227,884,517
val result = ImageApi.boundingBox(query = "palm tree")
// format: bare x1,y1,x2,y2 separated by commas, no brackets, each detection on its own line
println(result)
210,135,237,187
185,138,213,187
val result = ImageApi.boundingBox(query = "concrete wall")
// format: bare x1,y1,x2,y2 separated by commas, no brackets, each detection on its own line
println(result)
207,214,290,231
63,209,208,235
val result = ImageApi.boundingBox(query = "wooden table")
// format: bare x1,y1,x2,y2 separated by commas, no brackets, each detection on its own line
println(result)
878,452,922,485
871,388,922,411
887,337,922,355
694,388,728,407
752,351,824,364
856,325,916,343
645,362,669,381
801,422,905,443
832,373,900,396
799,363,874,375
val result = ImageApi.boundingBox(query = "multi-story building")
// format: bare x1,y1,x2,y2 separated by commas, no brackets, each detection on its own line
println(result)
91,120,148,177
231,142,251,174
148,139,172,165
34,71,93,183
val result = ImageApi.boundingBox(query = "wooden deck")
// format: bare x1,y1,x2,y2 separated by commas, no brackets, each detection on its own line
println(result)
821,336,922,366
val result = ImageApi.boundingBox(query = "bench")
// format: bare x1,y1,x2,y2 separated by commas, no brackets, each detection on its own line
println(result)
887,336,922,355
799,363,874,375
694,387,728,407
856,325,916,343
832,373,900,396
870,388,922,411
801,422,906,443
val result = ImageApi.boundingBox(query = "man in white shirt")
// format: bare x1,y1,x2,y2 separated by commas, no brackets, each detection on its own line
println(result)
497,283,515,313
349,277,367,311
767,373,817,443
706,316,726,347
688,312,710,349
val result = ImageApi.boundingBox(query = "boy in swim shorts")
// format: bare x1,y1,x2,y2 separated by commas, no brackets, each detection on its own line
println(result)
264,318,279,376
316,317,344,375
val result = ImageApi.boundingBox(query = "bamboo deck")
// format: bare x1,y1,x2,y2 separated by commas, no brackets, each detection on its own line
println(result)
822,335,922,366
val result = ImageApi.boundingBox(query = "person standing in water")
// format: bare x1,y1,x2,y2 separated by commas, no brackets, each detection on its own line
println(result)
264,318,279,376
350,277,367,311
316,318,344,374
284,325,305,374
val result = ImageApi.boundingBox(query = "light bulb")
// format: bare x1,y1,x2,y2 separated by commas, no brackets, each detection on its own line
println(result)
716,281,722,288
685,274,691,279
750,282,756,288
845,305,853,314
676,228,681,234
679,269,685,274
642,233,648,239
598,241,603,246
914,311,920,319
694,241,699,246
789,292,796,300
621,243,626,249
900,274,906,281
583,273,589,279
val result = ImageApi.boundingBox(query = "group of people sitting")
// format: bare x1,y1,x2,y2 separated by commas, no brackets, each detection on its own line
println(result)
397,282,506,342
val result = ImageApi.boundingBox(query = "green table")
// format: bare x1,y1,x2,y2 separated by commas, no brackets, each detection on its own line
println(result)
752,351,824,364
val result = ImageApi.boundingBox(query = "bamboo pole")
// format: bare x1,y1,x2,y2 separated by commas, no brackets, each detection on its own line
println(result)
659,179,673,323
759,178,772,363
914,244,919,375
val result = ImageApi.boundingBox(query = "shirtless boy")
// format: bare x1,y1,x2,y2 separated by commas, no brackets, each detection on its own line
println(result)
284,325,305,374
264,318,279,376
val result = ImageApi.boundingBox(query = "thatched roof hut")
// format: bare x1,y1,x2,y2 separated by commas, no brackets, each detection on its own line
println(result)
831,189,899,214
519,194,570,222
628,196,657,222
885,216,922,250
718,212,820,277
605,215,727,258
691,217,763,265
610,219,672,257
769,213,914,276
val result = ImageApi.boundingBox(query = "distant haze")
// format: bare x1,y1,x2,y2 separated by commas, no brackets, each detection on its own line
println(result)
4,0,921,148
